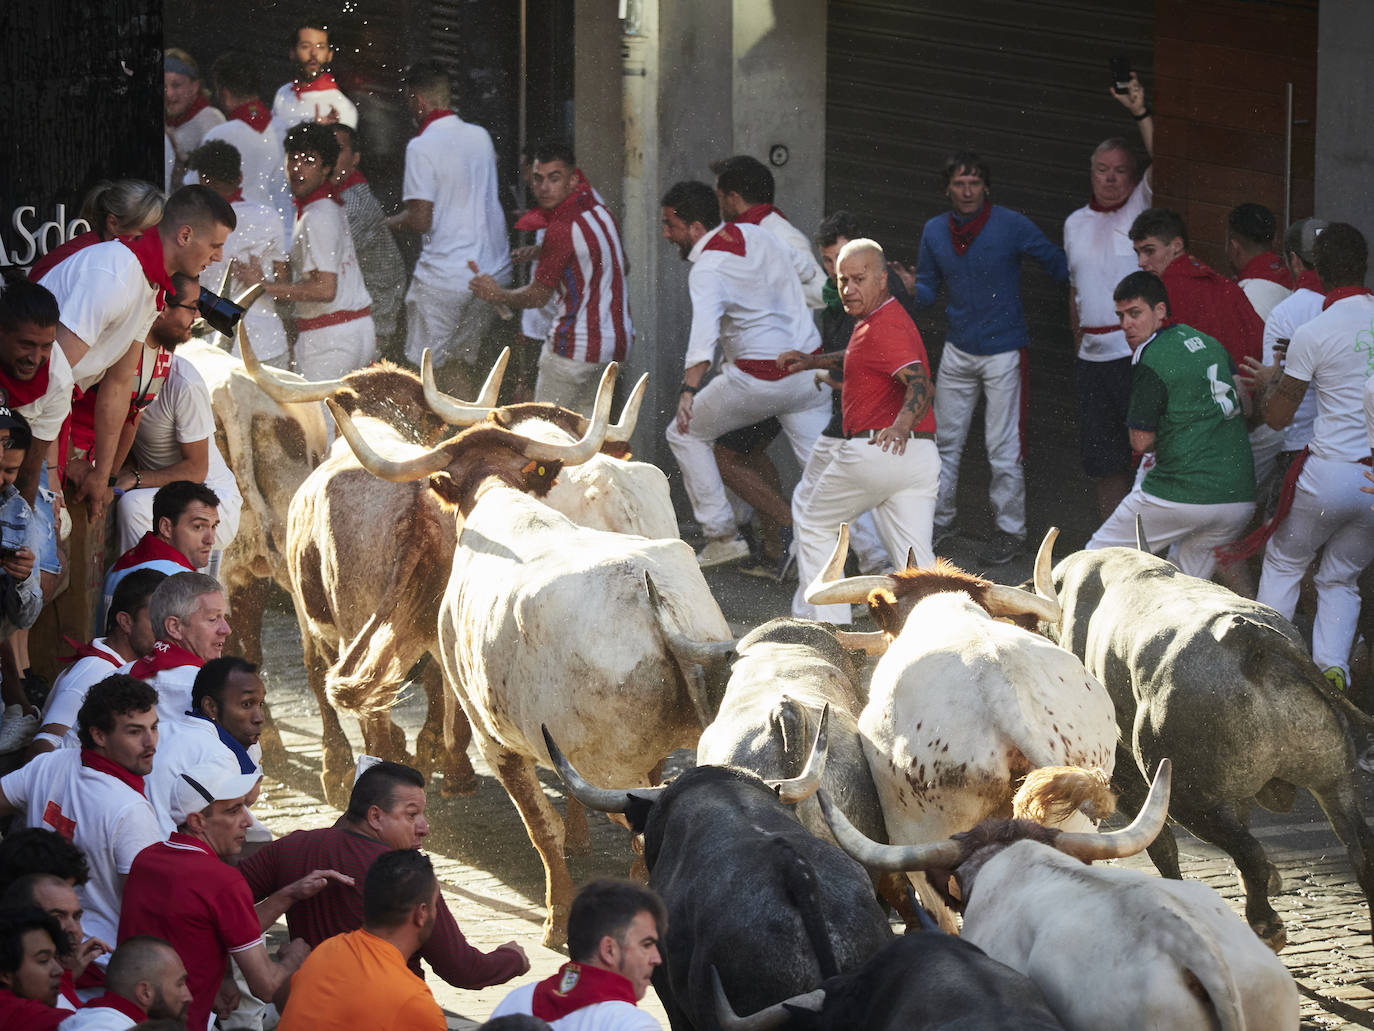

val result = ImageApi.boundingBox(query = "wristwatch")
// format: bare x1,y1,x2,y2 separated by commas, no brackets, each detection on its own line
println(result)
680,382,700,395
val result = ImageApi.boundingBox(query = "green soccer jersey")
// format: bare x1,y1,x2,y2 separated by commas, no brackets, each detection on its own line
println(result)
1127,323,1257,505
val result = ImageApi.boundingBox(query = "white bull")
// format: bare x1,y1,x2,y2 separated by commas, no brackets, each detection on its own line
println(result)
331,367,734,946
821,762,1301,1031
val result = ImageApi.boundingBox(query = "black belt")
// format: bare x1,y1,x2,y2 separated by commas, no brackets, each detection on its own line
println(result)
847,429,935,440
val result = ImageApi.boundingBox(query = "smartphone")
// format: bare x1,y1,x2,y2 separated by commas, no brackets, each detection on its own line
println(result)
1110,55,1133,94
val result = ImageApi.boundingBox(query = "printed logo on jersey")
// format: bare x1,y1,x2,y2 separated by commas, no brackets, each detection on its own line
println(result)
1183,335,1206,354
1355,320,1374,375
43,800,76,840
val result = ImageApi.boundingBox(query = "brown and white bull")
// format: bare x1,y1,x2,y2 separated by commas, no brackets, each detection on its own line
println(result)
331,367,735,945
821,761,1302,1031
803,526,1118,921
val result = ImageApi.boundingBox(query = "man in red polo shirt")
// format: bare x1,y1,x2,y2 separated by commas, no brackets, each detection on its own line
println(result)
118,761,349,1031
788,238,938,625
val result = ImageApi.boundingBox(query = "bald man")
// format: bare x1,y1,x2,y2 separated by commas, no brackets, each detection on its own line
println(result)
61,935,192,1028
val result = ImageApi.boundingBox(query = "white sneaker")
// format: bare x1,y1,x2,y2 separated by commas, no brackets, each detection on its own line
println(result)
697,535,750,568
0,704,38,755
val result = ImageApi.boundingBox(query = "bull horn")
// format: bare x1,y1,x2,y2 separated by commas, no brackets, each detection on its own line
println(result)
1135,514,1151,552
766,704,829,804
239,321,347,402
514,361,617,465
231,282,265,311
421,346,510,423
1033,527,1060,609
818,788,963,871
540,725,664,813
1053,759,1171,862
712,968,824,1031
645,572,735,666
327,400,455,481
833,629,890,655
905,546,917,569
606,373,649,443
983,582,1062,626
804,523,895,606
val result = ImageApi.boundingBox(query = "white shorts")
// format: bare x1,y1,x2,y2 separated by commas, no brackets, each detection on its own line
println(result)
535,347,608,417
404,275,502,370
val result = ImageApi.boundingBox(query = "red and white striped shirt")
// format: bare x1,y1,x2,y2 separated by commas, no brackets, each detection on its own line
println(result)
529,179,633,364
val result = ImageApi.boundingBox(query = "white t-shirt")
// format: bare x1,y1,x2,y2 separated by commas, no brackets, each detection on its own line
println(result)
403,114,511,288
490,982,661,1031
116,658,200,730
201,199,290,359
271,80,359,140
1365,375,1374,452
193,119,295,253
684,221,821,369
757,210,826,309
1262,285,1324,451
37,241,160,392
9,345,74,443
1064,174,1153,362
290,198,372,322
40,638,124,748
145,712,259,837
1239,277,1291,324
60,1004,138,1030
0,749,162,957
134,355,229,478
1284,293,1374,462
167,105,225,164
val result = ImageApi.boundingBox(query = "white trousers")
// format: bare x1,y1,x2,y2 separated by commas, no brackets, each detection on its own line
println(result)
1257,455,1374,677
535,347,607,417
1087,487,1253,579
404,275,501,369
296,317,377,381
665,364,829,539
934,345,1025,535
791,436,939,625
116,471,244,556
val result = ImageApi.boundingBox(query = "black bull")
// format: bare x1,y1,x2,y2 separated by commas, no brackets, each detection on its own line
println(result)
1049,546,1374,949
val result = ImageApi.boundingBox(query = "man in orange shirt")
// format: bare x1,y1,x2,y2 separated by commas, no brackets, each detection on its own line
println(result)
277,849,448,1031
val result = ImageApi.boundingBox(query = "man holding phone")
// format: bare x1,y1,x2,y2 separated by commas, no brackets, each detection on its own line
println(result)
1063,61,1155,521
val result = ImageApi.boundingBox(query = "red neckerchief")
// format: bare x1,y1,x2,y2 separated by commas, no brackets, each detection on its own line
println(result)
166,93,210,128
227,188,244,203
130,639,205,679
732,202,786,225
1322,285,1374,311
81,748,145,796
118,231,173,311
291,71,341,98
28,230,100,283
83,992,147,1023
949,201,993,256
530,962,638,1022
1087,191,1131,213
58,970,80,1009
1295,269,1323,293
1239,251,1291,287
58,635,121,668
703,223,747,257
293,181,343,217
109,532,196,575
417,108,454,136
513,172,595,232
337,169,369,190
0,357,51,407
227,99,271,133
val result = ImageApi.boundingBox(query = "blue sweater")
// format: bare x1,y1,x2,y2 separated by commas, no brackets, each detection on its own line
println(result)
914,205,1067,355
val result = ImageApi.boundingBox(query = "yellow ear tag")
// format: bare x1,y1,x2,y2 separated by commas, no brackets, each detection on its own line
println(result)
538,465,547,477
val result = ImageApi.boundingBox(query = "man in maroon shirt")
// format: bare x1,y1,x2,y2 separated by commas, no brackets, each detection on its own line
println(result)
240,760,530,990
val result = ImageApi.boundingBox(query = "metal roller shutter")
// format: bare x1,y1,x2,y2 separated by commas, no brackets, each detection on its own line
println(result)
826,0,1154,544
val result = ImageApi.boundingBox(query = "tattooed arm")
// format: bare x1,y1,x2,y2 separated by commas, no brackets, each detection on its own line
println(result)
1259,372,1309,431
872,361,932,455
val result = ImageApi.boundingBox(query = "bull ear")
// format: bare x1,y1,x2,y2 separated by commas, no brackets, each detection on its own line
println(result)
624,793,656,836
427,471,463,506
867,589,903,636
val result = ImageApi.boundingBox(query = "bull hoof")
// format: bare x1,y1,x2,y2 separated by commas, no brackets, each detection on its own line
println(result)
320,768,353,811
1252,918,1287,953
627,856,649,883
440,771,480,797
543,910,569,949
413,729,439,780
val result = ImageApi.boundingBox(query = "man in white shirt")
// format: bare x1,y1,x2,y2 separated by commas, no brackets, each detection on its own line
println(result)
660,181,829,567
270,19,358,140
164,50,224,183
111,273,242,554
490,880,663,1031
0,674,162,970
31,569,164,756
388,62,510,397
1251,223,1374,690
1063,72,1154,521
122,571,230,727
241,123,375,380
37,186,234,521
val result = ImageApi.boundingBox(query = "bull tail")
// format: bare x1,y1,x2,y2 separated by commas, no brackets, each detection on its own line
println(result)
1013,765,1117,827
770,696,809,780
770,837,841,980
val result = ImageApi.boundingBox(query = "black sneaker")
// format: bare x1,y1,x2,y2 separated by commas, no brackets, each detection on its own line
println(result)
22,670,50,711
976,530,1026,566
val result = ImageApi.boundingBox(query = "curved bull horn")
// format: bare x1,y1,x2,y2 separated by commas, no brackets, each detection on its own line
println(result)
1032,526,1060,610
766,704,829,804
644,572,735,666
982,584,1062,626
231,282,266,311
516,361,616,465
818,788,963,872
421,346,510,423
804,523,895,606
905,546,917,569
712,968,824,1031
1053,758,1171,862
540,725,664,813
1135,514,1151,552
606,372,649,443
832,629,890,656
327,400,455,481
240,321,347,402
